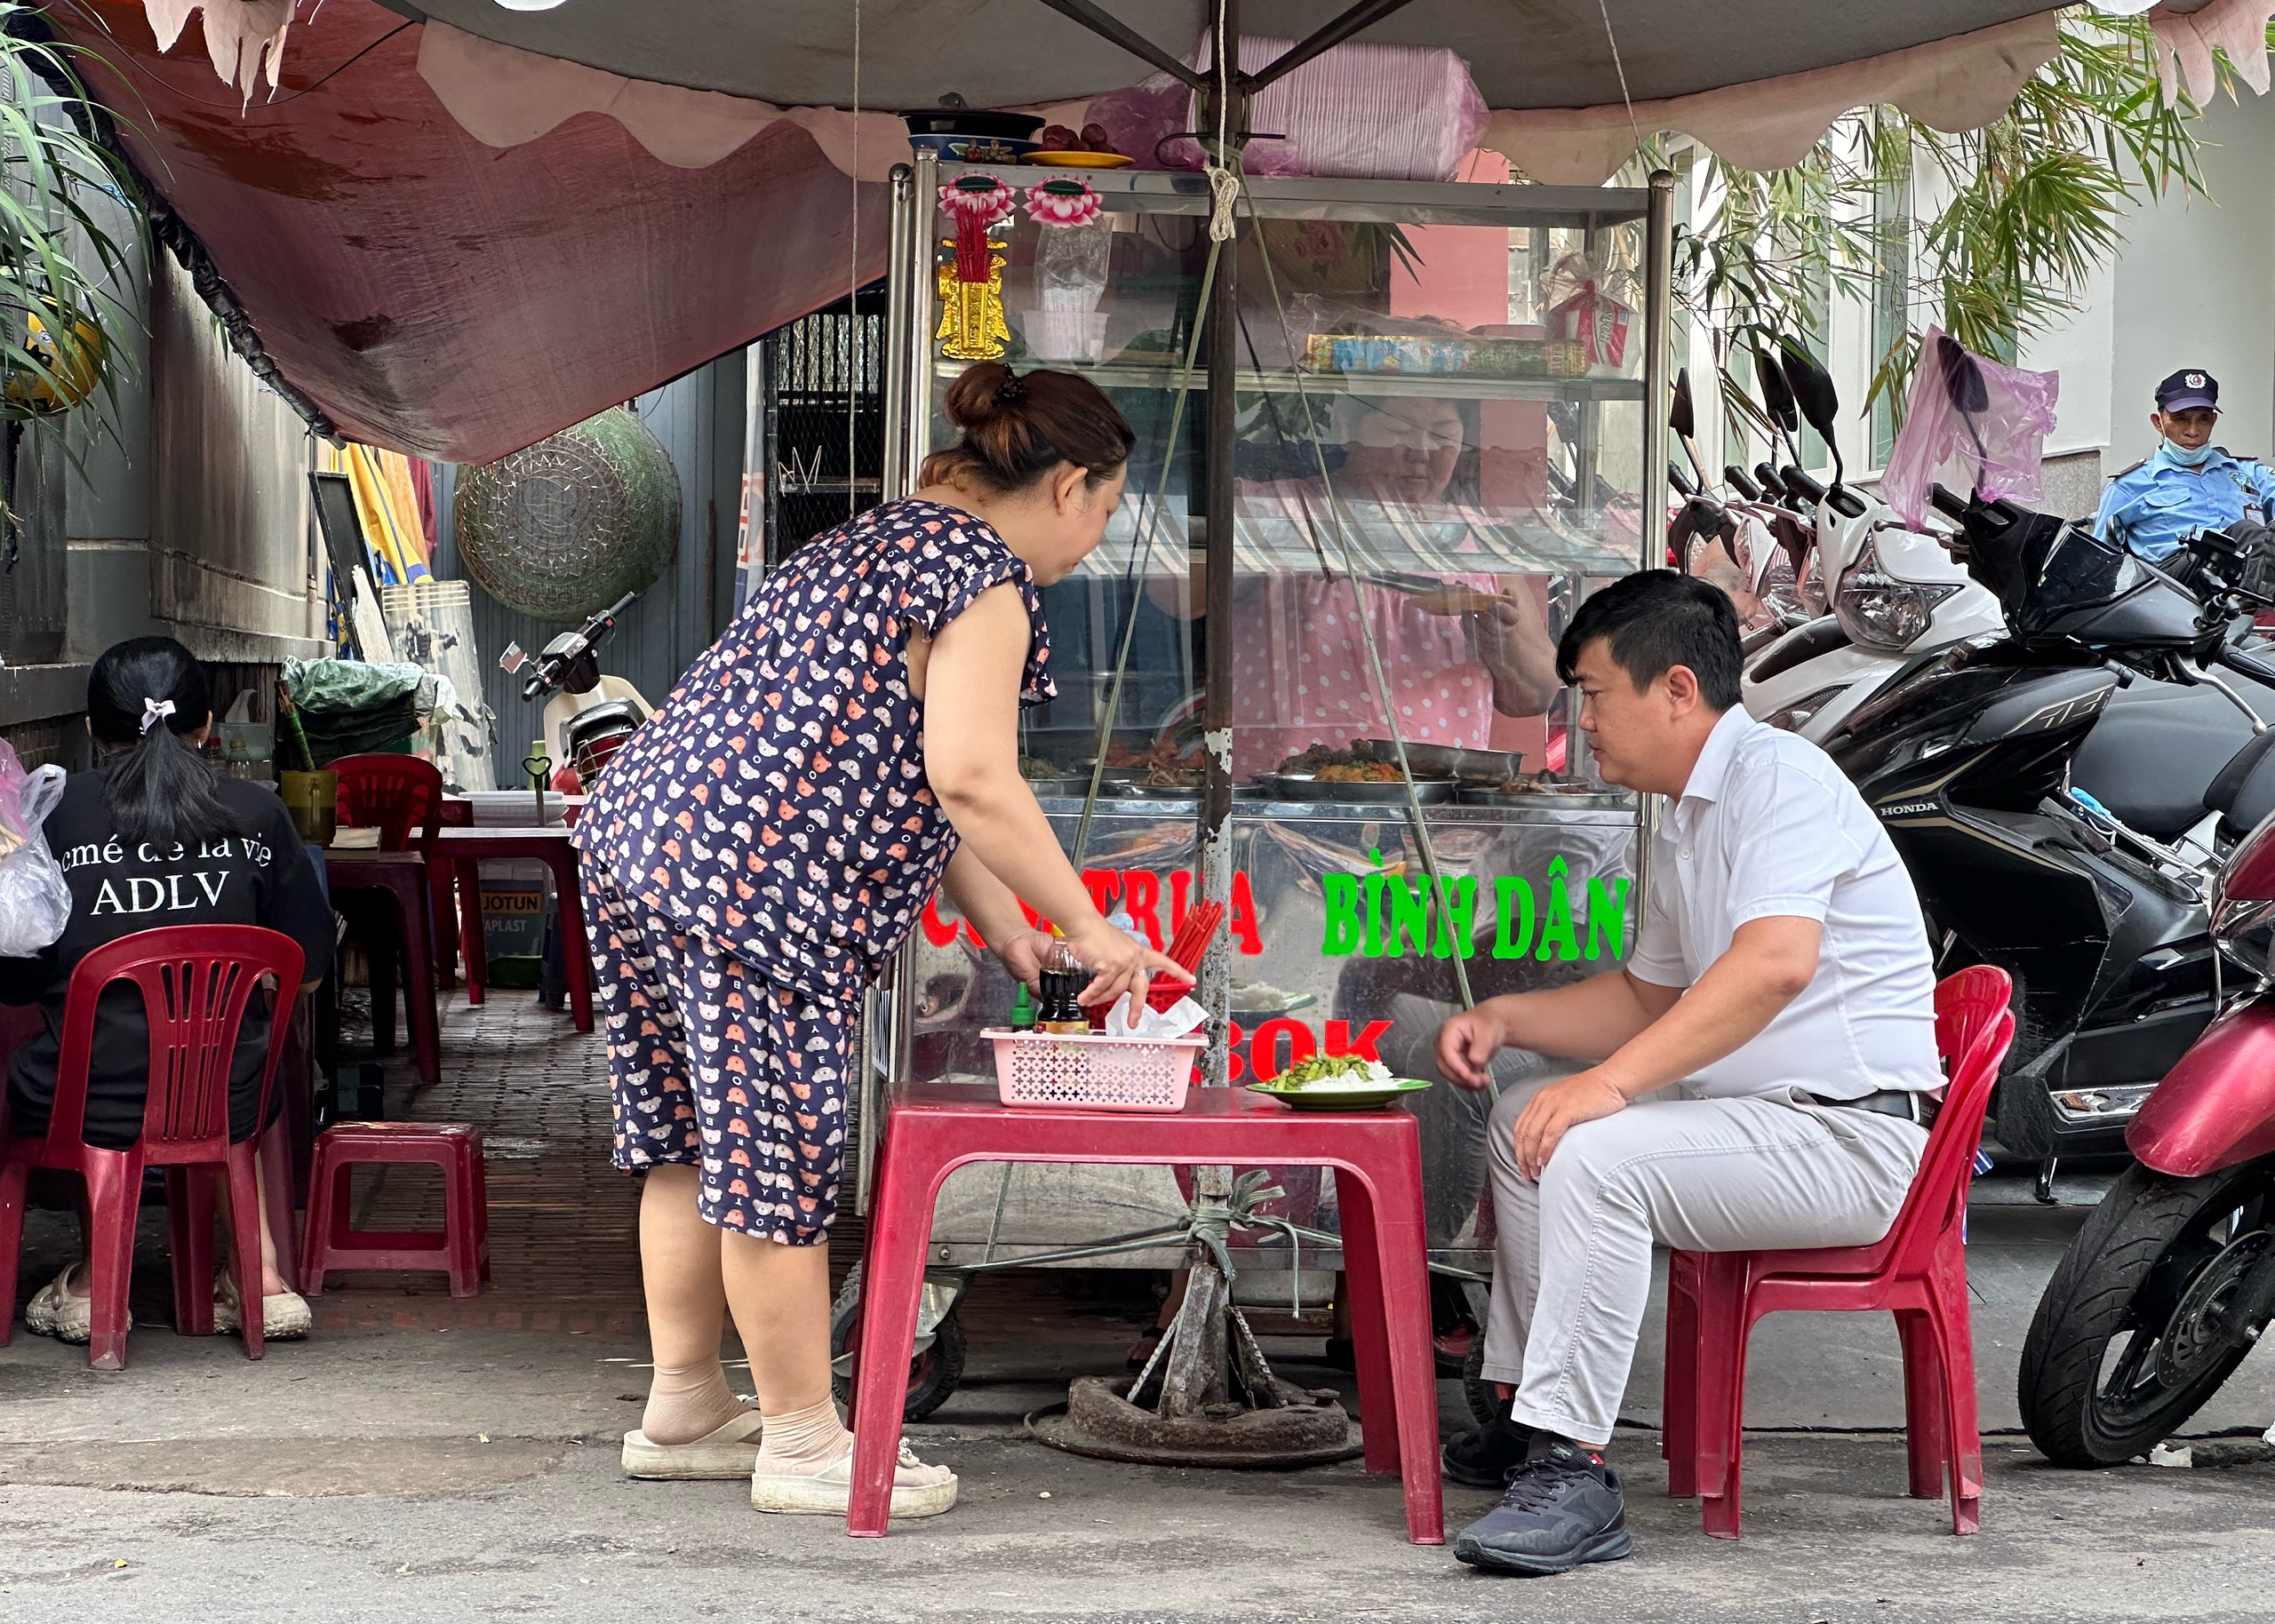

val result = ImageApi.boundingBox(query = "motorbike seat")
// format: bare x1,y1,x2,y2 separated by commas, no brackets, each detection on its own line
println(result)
2207,724,2275,838
2074,679,2275,840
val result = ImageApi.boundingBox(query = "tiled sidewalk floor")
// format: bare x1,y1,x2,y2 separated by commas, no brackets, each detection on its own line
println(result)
320,992,645,1332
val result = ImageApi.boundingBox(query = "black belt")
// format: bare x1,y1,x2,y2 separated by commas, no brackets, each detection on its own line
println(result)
1807,1088,1931,1126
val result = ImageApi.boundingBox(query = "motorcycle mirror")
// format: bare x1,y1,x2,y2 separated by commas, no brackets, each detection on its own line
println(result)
1936,332,1990,415
1778,343,1841,443
1752,343,1800,438
1671,368,1696,440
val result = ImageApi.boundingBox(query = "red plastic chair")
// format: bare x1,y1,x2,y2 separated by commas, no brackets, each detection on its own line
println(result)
1662,965,2015,1539
332,753,443,853
0,926,306,1371
331,753,444,1088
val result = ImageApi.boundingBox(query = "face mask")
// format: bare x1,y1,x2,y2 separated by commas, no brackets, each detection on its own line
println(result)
2165,439,2215,468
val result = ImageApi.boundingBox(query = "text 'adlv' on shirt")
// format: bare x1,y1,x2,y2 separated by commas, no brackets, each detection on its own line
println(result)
0,769,336,1148
1626,707,1942,1100
572,498,1055,1003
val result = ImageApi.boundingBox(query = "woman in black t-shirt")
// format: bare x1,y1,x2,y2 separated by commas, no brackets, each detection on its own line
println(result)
4,639,333,1346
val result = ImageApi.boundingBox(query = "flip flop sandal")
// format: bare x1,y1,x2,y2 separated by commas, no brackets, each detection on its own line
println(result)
621,1408,764,1479
749,1441,958,1518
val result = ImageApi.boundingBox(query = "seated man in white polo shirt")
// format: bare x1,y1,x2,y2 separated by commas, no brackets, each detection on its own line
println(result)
1435,569,1940,1576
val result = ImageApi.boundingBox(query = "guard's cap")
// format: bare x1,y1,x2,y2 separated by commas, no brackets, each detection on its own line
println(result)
2157,369,2220,414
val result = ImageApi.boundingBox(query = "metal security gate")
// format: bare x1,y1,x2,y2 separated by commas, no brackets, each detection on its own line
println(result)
759,285,888,567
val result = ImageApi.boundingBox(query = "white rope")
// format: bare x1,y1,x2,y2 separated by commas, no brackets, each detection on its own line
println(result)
1203,0,1238,241
1595,0,1644,160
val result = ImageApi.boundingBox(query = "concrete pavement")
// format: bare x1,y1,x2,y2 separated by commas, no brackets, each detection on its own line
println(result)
4,1246,2275,1624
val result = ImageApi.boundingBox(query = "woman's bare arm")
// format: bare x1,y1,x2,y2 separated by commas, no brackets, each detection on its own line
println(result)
923,585,1187,1003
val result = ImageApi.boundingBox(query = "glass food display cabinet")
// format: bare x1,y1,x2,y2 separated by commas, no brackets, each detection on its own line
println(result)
858,155,1669,1293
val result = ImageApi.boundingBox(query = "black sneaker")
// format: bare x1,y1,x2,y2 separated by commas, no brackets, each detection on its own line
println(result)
1452,1437,1632,1576
1441,1409,1537,1489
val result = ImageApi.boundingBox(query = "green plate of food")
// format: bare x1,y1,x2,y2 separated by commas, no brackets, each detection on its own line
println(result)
1247,1054,1431,1111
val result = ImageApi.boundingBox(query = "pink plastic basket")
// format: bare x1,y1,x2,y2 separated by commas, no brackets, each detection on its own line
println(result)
983,1028,1206,1112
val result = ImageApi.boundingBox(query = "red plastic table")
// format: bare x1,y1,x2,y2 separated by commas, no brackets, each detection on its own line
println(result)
432,824,594,1033
849,1082,1443,1543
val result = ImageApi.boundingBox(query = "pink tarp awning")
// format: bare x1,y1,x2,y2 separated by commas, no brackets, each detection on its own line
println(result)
50,1,886,463
48,2,2240,463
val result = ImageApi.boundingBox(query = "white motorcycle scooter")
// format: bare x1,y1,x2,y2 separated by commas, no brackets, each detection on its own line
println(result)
1696,346,2000,742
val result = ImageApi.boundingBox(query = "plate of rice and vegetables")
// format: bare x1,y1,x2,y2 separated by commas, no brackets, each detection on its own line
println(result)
1246,1053,1431,1111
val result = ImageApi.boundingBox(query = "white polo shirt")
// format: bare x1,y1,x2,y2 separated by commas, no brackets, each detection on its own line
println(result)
1627,706,1942,1100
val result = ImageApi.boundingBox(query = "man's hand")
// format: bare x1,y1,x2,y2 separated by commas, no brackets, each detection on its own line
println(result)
1436,1003,1506,1090
994,927,1053,991
1513,1070,1631,1181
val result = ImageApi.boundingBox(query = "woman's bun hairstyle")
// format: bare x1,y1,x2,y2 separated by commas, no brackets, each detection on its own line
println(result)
921,362,1134,494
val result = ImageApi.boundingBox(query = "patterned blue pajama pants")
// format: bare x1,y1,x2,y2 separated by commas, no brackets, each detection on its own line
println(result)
582,865,854,1244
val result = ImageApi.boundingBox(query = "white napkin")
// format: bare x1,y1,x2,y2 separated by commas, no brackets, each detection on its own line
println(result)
1104,991,1207,1039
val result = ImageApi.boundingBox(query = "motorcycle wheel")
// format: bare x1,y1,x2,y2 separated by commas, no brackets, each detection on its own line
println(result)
827,1262,968,1424
2017,1158,2275,1467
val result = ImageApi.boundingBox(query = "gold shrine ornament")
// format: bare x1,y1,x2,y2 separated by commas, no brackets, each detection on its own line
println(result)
936,238,1010,362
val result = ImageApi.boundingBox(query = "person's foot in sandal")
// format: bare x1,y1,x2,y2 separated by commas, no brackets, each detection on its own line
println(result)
745,1397,955,1519
23,1264,115,1345
622,1407,764,1480
749,1438,958,1518
212,1270,313,1341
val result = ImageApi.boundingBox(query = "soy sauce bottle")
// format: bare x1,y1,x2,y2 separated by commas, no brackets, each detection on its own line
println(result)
1037,936,1090,1034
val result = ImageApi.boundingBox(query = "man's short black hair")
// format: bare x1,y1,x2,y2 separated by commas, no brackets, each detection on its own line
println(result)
1555,569,1743,711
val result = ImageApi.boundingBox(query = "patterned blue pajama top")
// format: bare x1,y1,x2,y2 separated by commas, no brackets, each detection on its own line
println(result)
574,498,1053,1239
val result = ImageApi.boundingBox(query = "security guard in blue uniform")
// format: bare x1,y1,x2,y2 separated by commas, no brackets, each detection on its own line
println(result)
2095,369,2275,562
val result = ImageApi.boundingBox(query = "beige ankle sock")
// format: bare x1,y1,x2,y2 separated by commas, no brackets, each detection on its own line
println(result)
753,1397,852,1473
641,1359,746,1446
752,1397,952,1487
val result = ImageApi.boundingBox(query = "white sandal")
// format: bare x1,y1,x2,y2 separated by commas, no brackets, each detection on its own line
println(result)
750,1439,958,1518
23,1266,115,1345
621,1408,764,1479
213,1274,313,1340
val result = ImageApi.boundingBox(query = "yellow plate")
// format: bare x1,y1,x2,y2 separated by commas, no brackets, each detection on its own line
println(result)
1031,151,1136,169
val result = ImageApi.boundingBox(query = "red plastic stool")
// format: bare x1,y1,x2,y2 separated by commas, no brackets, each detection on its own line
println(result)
1662,967,2016,1538
300,1121,490,1297
849,1083,1441,1543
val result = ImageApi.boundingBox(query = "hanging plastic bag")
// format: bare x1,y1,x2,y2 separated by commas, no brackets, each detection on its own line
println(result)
0,757,70,959
1880,328,2060,530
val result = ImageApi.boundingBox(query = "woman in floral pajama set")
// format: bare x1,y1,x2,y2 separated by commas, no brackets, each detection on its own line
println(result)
574,362,1184,1518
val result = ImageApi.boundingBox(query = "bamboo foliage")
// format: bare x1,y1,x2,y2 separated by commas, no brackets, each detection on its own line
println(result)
1673,12,2232,436
0,4,140,441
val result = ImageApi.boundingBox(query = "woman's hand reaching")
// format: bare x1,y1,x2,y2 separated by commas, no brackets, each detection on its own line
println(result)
1063,919,1194,1011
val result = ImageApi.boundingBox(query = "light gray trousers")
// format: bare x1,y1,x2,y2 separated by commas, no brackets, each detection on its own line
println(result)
1481,1076,1928,1447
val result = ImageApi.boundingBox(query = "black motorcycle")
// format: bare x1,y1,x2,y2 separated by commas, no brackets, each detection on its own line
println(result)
1822,490,2275,1170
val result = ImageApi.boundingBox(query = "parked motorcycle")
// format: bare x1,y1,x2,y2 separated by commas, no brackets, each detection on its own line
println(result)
1731,339,2274,864
499,591,650,791
2018,531,2275,1466
1725,343,2002,741
1823,485,2275,1166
